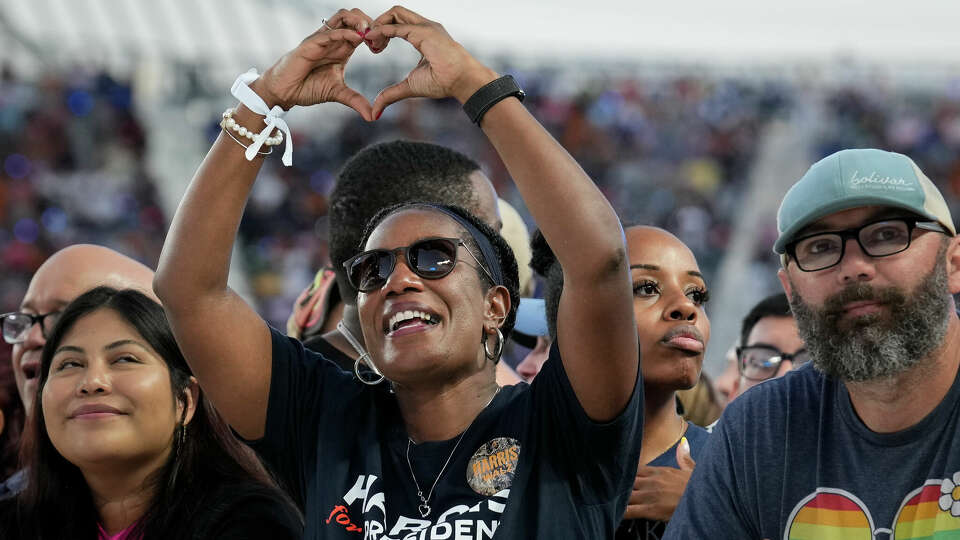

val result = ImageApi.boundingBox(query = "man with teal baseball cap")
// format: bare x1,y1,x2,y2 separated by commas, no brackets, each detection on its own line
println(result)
666,149,960,539
773,148,955,256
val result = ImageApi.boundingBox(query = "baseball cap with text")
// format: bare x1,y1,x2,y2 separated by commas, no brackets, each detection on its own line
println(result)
773,148,956,254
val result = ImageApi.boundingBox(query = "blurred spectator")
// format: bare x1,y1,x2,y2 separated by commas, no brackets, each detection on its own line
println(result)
733,293,806,400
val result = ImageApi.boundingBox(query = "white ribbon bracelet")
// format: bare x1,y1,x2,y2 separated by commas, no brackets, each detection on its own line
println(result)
230,69,293,166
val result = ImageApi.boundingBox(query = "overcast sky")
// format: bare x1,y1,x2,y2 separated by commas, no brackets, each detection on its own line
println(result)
6,0,960,70
359,0,960,64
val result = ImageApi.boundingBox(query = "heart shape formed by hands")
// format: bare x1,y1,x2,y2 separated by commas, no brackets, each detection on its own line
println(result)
255,6,497,123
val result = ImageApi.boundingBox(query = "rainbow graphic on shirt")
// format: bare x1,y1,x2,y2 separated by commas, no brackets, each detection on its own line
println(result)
892,482,960,539
785,476,960,540
786,490,873,540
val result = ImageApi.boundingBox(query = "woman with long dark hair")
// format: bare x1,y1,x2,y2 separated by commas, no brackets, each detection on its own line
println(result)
155,5,642,538
1,287,301,539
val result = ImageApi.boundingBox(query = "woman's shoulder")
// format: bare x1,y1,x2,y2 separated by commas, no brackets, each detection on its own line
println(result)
194,482,303,539
684,422,711,462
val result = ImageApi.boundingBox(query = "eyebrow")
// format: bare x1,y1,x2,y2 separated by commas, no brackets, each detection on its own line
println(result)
798,210,913,236
105,339,149,352
53,340,149,356
631,264,704,279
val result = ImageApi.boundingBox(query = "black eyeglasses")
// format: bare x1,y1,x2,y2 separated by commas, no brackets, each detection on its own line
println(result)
785,217,948,272
736,345,810,382
1,311,62,344
343,237,495,293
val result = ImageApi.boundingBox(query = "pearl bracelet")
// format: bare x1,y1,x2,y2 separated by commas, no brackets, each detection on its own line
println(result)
220,109,283,146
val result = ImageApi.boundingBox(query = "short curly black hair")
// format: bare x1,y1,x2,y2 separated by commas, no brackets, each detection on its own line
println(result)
358,203,520,341
329,140,483,304
530,229,563,340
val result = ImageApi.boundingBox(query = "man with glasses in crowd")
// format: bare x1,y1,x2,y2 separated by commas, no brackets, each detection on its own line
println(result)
728,293,808,402
666,148,960,538
0,244,155,498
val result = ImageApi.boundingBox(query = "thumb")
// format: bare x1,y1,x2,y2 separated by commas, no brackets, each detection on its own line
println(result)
334,86,374,122
372,79,414,120
676,436,696,471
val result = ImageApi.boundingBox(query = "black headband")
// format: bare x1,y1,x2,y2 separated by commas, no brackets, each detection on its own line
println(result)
418,204,504,287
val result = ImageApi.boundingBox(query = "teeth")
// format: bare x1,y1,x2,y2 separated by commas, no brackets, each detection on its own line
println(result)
388,310,437,332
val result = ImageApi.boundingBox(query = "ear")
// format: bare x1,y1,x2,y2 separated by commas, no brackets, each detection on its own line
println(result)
484,285,510,330
945,235,960,295
179,376,201,427
777,267,793,299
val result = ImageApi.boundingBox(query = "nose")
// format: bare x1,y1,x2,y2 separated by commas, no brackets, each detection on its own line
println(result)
662,293,698,322
380,255,424,297
516,337,550,381
836,237,876,284
77,363,111,396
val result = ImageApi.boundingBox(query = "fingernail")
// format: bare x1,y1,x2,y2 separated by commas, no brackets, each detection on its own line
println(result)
681,436,689,451
361,28,370,37
375,110,383,120
357,31,364,37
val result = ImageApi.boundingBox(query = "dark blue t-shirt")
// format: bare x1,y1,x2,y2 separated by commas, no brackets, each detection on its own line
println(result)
249,329,643,539
616,422,710,540
664,362,960,540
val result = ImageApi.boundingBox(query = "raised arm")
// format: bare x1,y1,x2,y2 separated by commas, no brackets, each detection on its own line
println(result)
367,7,638,421
154,9,374,439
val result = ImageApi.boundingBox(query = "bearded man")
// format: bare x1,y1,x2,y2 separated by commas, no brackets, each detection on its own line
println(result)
665,149,960,539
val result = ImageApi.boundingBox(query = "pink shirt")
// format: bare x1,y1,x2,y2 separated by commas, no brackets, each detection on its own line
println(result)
97,521,141,540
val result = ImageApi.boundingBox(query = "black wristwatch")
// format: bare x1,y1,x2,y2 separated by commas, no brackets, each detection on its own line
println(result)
462,75,526,126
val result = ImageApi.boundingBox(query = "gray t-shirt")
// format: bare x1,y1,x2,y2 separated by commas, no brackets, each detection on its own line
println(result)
665,362,960,540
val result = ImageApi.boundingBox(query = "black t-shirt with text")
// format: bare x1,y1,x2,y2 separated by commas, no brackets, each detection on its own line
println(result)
248,328,643,539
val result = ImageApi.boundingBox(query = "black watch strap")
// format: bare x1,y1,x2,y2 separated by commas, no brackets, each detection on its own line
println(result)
462,75,526,125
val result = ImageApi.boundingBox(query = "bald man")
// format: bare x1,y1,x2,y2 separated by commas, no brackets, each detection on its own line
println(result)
5,244,155,415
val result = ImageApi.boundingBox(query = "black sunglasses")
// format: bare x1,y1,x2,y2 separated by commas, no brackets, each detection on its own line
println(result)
343,237,494,293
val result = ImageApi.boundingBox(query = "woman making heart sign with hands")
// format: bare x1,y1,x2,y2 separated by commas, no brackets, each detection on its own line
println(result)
155,6,642,539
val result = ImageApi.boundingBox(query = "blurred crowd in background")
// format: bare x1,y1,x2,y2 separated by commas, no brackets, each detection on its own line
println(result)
6,63,960,334
0,66,166,313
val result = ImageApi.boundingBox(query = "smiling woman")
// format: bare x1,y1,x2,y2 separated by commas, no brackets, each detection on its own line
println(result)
153,5,641,538
0,287,301,540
